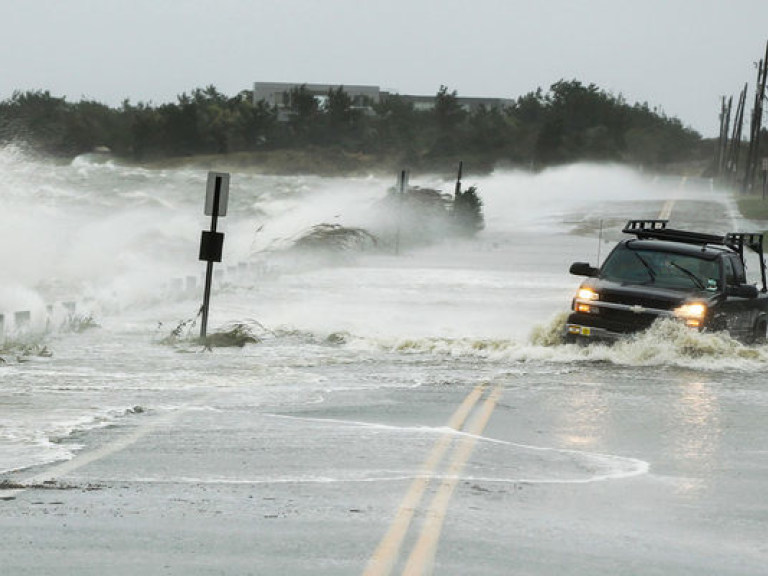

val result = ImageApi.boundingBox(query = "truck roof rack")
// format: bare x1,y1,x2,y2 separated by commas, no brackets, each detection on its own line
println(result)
725,232,764,255
622,219,725,246
622,219,767,292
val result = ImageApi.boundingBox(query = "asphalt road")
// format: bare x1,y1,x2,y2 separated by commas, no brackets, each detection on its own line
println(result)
2,181,768,575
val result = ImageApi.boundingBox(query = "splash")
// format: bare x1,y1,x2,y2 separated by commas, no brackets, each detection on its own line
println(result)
549,318,768,370
609,319,767,365
339,316,768,372
530,311,570,347
0,146,731,347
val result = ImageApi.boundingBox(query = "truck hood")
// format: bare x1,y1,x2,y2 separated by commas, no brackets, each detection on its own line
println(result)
584,279,714,310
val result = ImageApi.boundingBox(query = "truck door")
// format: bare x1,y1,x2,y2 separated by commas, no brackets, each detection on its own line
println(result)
720,255,757,339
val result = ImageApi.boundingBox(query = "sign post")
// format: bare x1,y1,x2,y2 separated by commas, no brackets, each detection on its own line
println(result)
199,172,230,340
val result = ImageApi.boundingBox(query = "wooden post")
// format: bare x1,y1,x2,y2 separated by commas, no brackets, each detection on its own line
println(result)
394,170,408,256
454,161,463,198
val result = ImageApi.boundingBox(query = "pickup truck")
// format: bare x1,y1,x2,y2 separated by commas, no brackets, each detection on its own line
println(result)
565,219,768,344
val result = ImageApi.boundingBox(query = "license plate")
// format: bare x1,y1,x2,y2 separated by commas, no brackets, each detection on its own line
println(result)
581,327,591,336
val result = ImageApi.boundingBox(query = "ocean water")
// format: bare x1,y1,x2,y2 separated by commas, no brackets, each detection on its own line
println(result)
1,144,767,480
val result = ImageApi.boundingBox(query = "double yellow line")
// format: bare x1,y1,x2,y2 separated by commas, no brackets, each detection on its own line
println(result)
658,199,675,220
363,383,503,576
658,177,684,220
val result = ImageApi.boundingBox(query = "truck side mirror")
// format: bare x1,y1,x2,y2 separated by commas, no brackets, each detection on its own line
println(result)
569,262,599,277
727,284,759,299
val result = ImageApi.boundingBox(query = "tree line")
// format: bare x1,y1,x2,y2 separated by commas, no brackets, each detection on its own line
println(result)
0,81,703,169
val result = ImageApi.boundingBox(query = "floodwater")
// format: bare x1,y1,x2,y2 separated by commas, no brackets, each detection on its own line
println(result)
1,145,767,574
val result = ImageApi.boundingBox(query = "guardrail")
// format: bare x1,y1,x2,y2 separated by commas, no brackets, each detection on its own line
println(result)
0,301,78,346
1,259,278,346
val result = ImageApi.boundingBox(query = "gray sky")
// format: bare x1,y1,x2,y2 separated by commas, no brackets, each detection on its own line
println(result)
2,0,767,137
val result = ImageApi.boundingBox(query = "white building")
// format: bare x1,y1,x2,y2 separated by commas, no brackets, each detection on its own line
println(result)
252,81,514,119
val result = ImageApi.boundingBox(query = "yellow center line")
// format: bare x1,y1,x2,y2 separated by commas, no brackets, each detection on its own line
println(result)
363,383,488,576
658,199,675,220
658,177,685,220
401,385,504,576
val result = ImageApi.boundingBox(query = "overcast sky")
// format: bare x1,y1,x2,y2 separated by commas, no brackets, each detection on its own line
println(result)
2,0,767,137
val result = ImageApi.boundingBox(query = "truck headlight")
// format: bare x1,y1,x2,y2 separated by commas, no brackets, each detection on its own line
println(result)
674,302,707,327
574,287,599,313
577,288,599,300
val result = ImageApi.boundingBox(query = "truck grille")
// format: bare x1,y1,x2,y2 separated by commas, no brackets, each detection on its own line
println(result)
599,292,678,311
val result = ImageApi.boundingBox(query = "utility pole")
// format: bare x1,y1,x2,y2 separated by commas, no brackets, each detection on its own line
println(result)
718,96,734,178
744,41,768,193
716,96,729,177
727,84,748,182
721,96,733,176
763,158,768,200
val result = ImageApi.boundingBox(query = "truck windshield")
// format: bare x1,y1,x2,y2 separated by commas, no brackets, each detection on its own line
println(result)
600,246,720,291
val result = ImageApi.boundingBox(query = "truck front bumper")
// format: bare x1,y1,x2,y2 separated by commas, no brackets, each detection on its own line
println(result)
564,322,623,343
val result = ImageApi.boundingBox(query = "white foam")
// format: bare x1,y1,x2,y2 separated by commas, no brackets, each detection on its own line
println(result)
337,315,768,372
257,413,649,485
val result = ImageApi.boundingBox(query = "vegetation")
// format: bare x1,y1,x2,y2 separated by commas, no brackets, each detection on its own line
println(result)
203,323,262,347
0,81,704,171
453,185,484,235
157,318,267,348
735,191,768,220
292,224,378,252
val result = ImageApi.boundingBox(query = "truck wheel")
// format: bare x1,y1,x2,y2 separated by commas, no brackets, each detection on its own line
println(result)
708,315,727,334
753,319,767,345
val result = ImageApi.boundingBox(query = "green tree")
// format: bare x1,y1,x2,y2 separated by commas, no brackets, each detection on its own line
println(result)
229,98,275,150
371,94,420,157
326,86,355,128
0,90,68,152
434,85,466,132
428,86,468,157
453,185,484,235
288,84,319,141
0,81,704,169
322,86,366,149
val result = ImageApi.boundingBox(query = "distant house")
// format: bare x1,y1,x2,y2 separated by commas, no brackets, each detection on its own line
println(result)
253,82,514,120
385,93,514,113
252,82,381,120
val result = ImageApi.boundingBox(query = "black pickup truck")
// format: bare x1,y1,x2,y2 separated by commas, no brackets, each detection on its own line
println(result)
565,219,768,344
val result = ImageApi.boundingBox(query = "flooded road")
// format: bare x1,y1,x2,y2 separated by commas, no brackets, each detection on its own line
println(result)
1,149,767,574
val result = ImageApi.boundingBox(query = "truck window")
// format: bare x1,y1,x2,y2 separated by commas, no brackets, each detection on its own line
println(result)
601,245,719,290
724,256,746,285
732,257,746,284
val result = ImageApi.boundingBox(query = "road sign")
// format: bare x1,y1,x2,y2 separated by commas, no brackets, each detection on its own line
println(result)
199,231,224,262
205,172,230,216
